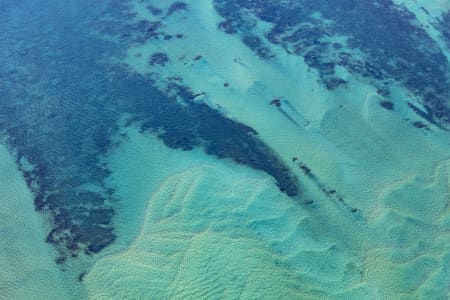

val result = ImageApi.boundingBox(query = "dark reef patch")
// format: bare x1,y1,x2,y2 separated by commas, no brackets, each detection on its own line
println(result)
149,52,169,66
147,5,162,16
166,2,188,17
412,121,429,130
379,101,394,111
436,11,450,49
0,0,300,260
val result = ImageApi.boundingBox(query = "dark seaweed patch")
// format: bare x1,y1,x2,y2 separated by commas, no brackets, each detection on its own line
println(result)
147,5,163,16
149,52,169,66
78,272,86,282
412,121,428,129
166,2,188,17
322,77,347,90
219,19,238,34
379,101,394,111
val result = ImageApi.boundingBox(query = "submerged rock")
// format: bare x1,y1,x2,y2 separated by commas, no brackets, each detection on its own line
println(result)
166,2,188,17
379,101,394,110
149,52,169,66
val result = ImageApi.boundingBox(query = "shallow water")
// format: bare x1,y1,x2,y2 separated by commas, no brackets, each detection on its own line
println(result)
1,0,450,299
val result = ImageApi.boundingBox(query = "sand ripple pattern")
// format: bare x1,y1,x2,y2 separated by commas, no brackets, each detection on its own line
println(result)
86,154,450,299
86,165,366,299
86,167,300,299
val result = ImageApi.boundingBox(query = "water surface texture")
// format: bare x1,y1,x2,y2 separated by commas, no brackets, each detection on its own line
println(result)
0,0,449,299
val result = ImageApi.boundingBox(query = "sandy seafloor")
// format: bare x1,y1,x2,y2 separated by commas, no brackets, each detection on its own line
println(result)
1,0,450,299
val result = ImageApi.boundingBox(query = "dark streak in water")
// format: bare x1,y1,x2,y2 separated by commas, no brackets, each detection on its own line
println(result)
278,108,304,128
296,160,358,213
407,102,442,128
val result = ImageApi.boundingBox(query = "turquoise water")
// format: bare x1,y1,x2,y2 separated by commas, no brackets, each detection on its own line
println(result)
1,0,450,299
